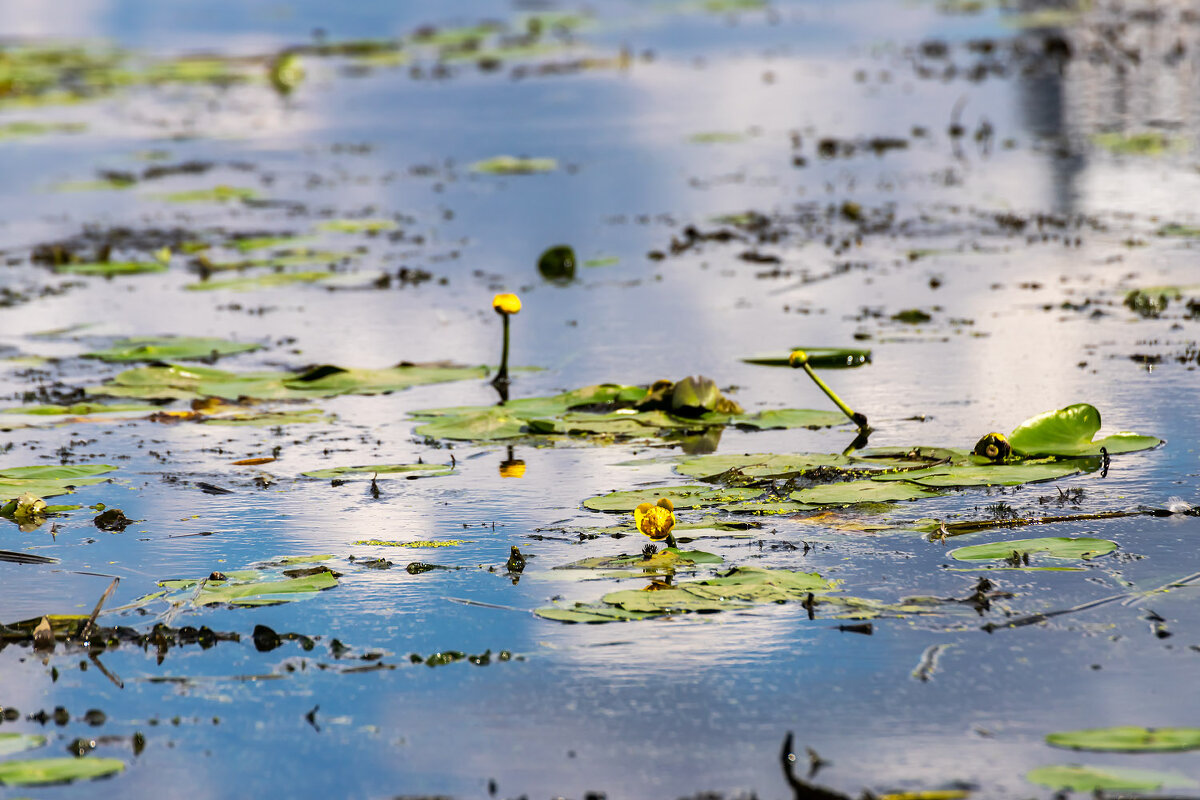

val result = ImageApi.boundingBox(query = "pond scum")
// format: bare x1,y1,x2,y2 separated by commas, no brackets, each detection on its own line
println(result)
1,1,1200,797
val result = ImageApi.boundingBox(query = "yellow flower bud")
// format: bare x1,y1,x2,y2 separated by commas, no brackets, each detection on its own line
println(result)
634,499,676,541
973,432,1012,462
492,293,522,315
788,350,809,368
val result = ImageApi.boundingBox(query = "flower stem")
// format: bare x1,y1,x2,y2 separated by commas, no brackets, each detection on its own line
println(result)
791,351,869,431
493,314,510,387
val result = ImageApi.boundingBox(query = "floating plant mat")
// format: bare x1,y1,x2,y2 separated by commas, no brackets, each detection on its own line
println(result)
948,537,1118,563
0,464,117,502
0,757,126,786
302,462,455,479
741,347,872,368
1026,764,1196,792
411,382,846,443
84,336,262,362
90,361,488,401
1047,726,1200,753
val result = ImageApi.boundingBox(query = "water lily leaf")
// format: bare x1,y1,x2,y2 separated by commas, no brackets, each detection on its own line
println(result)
302,463,454,479
1046,727,1200,752
285,363,488,396
54,261,165,276
352,540,468,548
0,757,125,786
415,409,529,441
160,185,258,203
584,485,763,512
1026,764,1196,791
732,409,848,430
184,270,340,292
870,459,1095,487
742,347,872,368
853,446,972,468
201,408,334,427
84,336,262,362
676,453,853,480
197,250,357,274
0,402,156,415
688,131,746,144
229,235,310,252
718,500,817,514
470,156,557,174
948,537,1117,562
0,464,116,503
534,604,660,623
316,219,397,233
558,548,724,571
789,480,937,505
158,570,338,608
1008,403,1162,457
0,733,46,757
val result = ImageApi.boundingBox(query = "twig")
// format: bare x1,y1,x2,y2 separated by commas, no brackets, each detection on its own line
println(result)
80,577,119,641
780,732,853,800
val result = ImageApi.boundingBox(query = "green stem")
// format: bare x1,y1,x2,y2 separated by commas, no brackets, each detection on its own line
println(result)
792,353,868,430
665,532,678,549
494,314,510,386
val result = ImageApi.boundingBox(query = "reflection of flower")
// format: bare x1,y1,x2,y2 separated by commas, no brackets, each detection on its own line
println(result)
492,293,521,315
634,498,676,541
499,459,526,478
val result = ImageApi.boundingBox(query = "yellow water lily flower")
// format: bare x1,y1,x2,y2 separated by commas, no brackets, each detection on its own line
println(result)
499,459,526,478
492,293,521,315
634,497,676,541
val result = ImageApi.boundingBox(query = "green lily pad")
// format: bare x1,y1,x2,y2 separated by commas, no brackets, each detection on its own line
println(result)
1008,403,1162,457
470,156,557,174
789,480,938,505
948,536,1117,562
741,347,872,368
201,408,335,427
0,464,117,503
676,453,853,480
316,218,397,233
92,362,487,401
583,485,763,512
1047,727,1200,753
558,548,724,571
688,131,746,144
0,757,125,786
302,463,454,479
0,733,46,757
54,261,166,276
535,567,837,622
229,235,311,252
718,500,818,514
0,402,156,415
869,459,1095,487
84,336,262,362
158,569,338,608
1026,764,1196,791
184,270,343,292
414,409,529,441
732,409,848,430
161,185,258,203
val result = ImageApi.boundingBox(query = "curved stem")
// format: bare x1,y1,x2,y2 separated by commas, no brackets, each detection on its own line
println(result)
799,361,868,431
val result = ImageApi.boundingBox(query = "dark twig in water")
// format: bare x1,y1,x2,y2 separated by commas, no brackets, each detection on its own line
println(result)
80,577,119,642
780,732,855,800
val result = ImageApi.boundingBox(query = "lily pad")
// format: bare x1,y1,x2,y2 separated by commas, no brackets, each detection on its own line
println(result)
718,500,818,514
470,156,557,174
741,347,872,368
0,757,125,786
0,733,46,757
1008,404,1162,457
317,218,397,233
0,464,116,502
54,261,166,276
185,270,343,292
302,463,454,479
158,568,338,608
731,409,849,430
0,402,156,415
558,548,724,571
161,185,258,203
1026,764,1196,791
229,235,311,252
948,537,1117,562
84,336,262,362
535,567,837,622
201,408,334,427
676,453,853,480
583,485,763,512
869,459,1094,487
789,480,938,505
1046,726,1200,753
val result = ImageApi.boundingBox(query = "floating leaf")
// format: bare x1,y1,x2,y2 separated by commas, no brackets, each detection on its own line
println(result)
0,464,116,503
676,453,853,480
718,500,817,514
415,409,529,441
84,336,262,362
0,402,156,415
316,219,397,233
303,463,454,479
184,270,343,292
732,409,848,430
470,156,557,174
688,131,746,144
1008,404,1162,457
54,261,165,276
158,569,338,608
0,757,125,786
1046,727,1200,753
1026,764,1196,791
558,548,724,571
583,485,763,512
742,347,872,368
948,537,1117,562
160,185,258,203
352,540,468,548
229,235,311,252
789,480,938,505
870,459,1094,487
0,733,46,757
201,408,334,427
